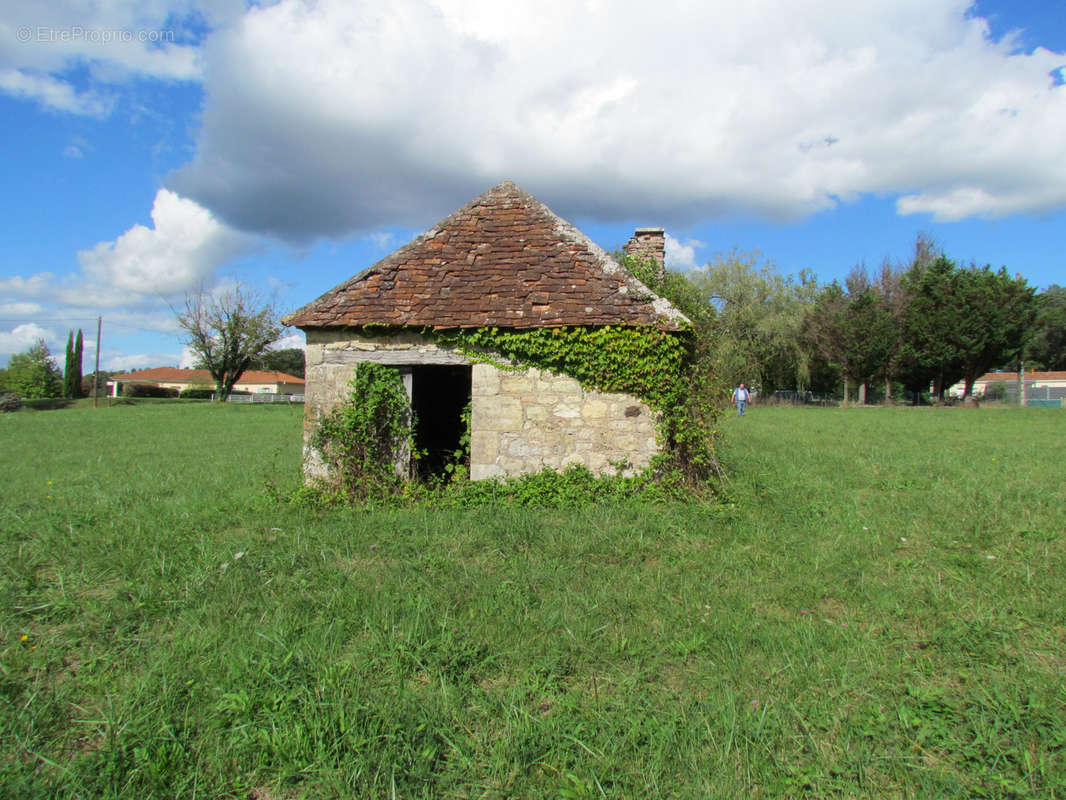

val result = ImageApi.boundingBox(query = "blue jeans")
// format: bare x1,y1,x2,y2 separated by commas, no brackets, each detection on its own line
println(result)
736,401,746,416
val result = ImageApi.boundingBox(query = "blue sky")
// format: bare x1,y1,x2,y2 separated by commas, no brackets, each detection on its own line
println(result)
1,0,1064,371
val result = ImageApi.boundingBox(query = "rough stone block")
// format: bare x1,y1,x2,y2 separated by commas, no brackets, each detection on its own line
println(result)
581,399,607,419
500,375,534,392
524,404,548,420
553,403,580,418
544,374,582,394
497,456,526,474
506,439,538,457
471,462,505,480
304,343,325,366
470,430,498,462
472,363,500,394
475,396,524,430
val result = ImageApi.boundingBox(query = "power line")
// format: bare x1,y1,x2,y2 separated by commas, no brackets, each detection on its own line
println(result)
0,318,178,334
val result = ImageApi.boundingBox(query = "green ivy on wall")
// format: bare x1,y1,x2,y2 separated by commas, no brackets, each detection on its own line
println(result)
311,361,416,499
332,290,722,491
438,324,720,488
439,326,686,407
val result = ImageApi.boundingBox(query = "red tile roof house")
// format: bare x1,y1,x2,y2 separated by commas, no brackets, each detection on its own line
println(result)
282,181,689,481
107,367,305,398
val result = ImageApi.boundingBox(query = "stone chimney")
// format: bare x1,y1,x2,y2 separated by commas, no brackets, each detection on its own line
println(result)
623,227,666,282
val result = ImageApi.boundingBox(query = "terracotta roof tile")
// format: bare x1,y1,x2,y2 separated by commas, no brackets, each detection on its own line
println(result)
282,182,688,331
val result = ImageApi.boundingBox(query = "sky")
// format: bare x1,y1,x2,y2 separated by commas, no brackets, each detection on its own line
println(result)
1,0,1064,372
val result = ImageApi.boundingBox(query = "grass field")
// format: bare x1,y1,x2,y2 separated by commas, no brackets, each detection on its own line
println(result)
2,402,1064,798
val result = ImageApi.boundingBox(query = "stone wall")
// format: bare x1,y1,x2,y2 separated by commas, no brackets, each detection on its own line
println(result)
301,328,660,481
469,365,657,479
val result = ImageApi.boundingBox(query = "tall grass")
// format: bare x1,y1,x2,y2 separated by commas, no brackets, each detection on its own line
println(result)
1,403,1063,798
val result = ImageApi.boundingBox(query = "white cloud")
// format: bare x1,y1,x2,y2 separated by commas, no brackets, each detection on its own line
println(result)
0,69,114,116
179,345,198,369
105,351,184,372
0,302,44,316
366,231,396,251
665,234,704,272
0,0,217,115
163,0,1066,236
271,331,305,351
0,274,56,300
77,188,256,296
0,323,57,359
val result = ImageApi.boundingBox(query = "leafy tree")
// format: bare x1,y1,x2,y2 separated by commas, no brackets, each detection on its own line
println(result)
805,281,849,396
83,370,117,398
897,255,967,401
952,266,1034,398
873,262,908,401
5,339,63,398
898,255,1034,401
178,284,282,401
1027,285,1066,370
689,250,816,394
845,271,901,404
250,347,305,379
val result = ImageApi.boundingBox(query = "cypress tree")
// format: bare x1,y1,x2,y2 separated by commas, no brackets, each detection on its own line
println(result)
64,330,75,398
74,329,84,398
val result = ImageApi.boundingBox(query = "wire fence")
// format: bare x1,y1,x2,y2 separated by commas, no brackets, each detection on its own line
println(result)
224,393,305,404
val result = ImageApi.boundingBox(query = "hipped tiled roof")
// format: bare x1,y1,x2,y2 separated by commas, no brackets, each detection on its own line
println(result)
111,368,304,385
282,182,688,331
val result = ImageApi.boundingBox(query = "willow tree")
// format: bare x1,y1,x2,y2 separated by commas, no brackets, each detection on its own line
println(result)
691,250,817,395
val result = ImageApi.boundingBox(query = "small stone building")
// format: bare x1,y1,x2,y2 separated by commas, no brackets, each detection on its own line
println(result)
283,181,688,481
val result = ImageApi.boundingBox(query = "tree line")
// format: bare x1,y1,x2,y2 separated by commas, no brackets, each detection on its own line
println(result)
3,239,1061,405
0,329,92,400
682,237,1061,403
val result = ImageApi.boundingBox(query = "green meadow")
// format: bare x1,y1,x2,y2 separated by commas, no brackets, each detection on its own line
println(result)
1,403,1063,798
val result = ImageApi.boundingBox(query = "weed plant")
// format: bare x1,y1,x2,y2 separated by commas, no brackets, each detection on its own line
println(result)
1,403,1063,798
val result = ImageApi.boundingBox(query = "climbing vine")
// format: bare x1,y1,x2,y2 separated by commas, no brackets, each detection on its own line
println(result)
311,361,417,500
439,326,686,405
310,254,723,500
439,321,721,488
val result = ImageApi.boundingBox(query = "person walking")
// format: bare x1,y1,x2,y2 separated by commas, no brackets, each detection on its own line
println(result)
732,382,750,416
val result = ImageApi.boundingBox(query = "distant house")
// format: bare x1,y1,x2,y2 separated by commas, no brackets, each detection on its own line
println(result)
283,181,688,481
107,368,305,397
948,370,1066,401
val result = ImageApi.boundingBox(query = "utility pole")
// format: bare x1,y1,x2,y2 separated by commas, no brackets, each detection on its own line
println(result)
93,316,101,408
1017,359,1025,408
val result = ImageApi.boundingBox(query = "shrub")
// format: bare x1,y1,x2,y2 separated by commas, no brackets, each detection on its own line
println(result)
312,362,417,501
984,381,1008,402
122,383,179,398
0,392,22,413
179,387,216,399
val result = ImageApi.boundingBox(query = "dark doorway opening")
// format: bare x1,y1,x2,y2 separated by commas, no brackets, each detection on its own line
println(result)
411,365,472,479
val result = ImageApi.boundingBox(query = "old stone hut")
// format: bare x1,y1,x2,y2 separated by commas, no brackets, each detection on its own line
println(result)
283,181,689,481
